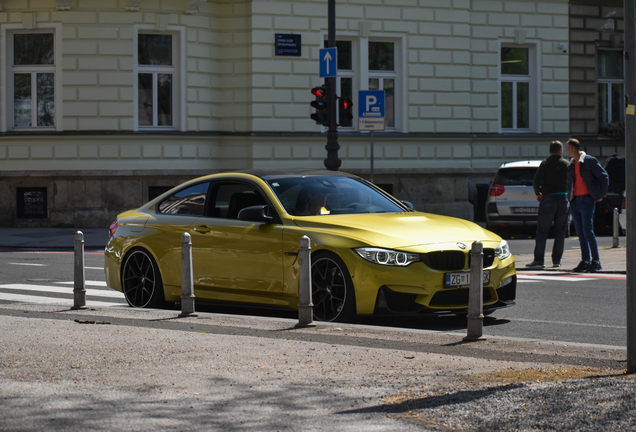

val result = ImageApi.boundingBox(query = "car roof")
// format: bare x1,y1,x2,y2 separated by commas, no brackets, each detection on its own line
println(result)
497,160,543,169
231,169,358,180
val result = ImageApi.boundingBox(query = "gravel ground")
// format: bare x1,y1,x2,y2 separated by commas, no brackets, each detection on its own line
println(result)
383,376,636,431
0,305,633,431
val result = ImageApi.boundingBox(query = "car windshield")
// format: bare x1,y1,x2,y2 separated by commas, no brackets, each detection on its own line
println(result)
266,176,406,216
494,168,537,186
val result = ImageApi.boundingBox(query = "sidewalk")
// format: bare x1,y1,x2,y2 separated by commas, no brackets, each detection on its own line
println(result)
0,302,631,431
514,243,627,274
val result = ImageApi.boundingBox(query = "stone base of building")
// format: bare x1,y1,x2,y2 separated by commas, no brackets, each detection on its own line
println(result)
0,168,497,228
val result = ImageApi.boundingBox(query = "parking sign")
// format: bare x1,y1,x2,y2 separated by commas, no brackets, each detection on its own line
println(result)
358,90,385,131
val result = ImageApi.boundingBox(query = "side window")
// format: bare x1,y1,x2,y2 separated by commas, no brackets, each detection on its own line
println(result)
598,49,624,129
368,41,395,128
501,46,532,131
158,182,210,215
324,38,401,131
137,33,175,129
211,183,266,219
10,32,56,129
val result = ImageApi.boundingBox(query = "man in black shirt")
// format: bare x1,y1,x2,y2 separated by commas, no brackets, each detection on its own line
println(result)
526,141,570,269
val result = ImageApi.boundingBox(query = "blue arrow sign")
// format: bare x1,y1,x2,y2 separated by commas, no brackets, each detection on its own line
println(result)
319,47,337,78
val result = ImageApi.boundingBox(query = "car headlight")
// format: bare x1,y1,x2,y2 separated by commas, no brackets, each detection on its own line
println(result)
494,239,511,260
355,247,420,266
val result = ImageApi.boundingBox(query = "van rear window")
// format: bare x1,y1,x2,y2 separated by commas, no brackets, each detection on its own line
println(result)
494,168,537,186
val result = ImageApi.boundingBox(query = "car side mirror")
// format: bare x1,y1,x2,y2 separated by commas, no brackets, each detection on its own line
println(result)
401,200,414,210
237,205,274,223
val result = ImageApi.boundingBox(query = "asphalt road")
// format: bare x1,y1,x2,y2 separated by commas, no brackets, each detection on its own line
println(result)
0,243,627,347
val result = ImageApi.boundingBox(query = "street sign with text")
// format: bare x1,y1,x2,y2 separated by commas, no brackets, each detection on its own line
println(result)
358,90,385,131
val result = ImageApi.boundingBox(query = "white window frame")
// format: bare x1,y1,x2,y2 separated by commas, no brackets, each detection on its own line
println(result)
0,24,63,132
499,41,540,133
597,48,624,124
133,25,186,132
321,32,406,132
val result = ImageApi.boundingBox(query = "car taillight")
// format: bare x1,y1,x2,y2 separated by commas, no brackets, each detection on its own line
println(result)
623,196,626,210
109,220,118,237
488,184,505,196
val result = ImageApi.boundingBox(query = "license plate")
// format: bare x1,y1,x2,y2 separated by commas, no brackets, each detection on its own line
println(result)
444,271,491,288
511,207,538,214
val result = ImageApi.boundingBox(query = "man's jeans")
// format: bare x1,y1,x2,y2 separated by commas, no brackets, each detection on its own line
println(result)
534,194,569,264
570,195,599,262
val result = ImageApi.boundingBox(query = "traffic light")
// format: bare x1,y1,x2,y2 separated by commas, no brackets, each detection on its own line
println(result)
310,86,328,126
338,98,353,127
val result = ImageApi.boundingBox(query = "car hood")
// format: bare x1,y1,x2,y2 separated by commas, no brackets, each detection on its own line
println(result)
292,211,502,250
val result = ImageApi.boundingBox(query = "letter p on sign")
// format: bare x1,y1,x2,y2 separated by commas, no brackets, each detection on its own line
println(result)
366,95,377,112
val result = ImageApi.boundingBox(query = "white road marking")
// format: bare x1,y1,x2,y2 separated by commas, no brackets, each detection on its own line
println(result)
57,281,108,287
516,280,541,283
8,262,47,267
85,267,104,270
0,284,123,299
0,292,122,307
516,274,592,282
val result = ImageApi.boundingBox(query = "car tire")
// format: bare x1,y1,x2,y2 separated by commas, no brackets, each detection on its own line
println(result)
311,251,356,323
121,248,165,308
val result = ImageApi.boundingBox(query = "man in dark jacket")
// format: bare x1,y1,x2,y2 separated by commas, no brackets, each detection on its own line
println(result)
526,141,569,269
566,138,609,273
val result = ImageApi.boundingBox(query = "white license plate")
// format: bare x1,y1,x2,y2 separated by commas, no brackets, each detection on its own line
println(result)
511,207,538,214
444,271,491,288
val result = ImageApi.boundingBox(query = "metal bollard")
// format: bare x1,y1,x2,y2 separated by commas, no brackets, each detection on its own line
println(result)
296,235,314,327
464,241,485,341
613,207,620,248
178,232,197,317
71,231,87,310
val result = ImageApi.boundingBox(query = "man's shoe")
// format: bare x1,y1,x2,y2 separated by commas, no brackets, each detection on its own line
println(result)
552,263,561,268
587,260,602,273
525,261,545,269
572,261,590,272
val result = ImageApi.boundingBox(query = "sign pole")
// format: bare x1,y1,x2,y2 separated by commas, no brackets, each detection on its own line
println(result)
370,131,374,183
358,90,385,184
625,0,636,374
324,0,340,171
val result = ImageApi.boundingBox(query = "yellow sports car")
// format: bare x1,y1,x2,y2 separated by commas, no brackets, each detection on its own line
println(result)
105,170,516,322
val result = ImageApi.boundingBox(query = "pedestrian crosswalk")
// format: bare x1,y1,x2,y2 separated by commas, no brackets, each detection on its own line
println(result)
517,271,626,283
0,281,126,307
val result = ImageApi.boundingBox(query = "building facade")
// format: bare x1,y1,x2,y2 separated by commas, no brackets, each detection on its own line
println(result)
0,0,623,227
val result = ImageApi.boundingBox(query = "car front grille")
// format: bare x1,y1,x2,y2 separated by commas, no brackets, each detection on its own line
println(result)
421,251,466,271
468,248,496,268
429,287,492,307
421,248,496,271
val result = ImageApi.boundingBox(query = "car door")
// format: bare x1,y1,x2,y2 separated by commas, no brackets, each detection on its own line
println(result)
190,181,285,296
150,181,211,291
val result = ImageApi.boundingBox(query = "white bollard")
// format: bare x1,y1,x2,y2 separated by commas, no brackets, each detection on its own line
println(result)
296,235,314,327
613,207,620,248
464,241,485,341
71,231,87,310
178,232,197,317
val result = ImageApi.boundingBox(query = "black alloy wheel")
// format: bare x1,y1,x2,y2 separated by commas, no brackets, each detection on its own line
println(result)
121,249,164,308
311,252,355,322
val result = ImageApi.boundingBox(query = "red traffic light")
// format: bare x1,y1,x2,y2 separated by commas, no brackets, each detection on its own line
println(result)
311,87,325,98
342,100,351,110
